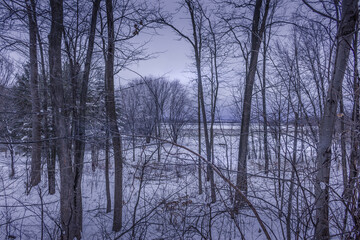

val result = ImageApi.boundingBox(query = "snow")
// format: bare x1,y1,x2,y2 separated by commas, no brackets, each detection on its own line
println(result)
0,124,350,239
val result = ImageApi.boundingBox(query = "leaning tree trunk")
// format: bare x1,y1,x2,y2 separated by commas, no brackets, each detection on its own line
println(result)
48,0,77,239
105,0,123,232
314,0,358,238
234,0,270,212
26,0,42,188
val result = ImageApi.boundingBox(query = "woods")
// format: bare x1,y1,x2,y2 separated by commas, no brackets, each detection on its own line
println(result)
0,0,359,239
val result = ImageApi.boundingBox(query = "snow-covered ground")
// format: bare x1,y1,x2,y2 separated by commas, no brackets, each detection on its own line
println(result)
0,124,350,239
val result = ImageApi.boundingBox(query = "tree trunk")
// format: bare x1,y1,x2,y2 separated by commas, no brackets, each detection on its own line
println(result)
105,0,123,231
48,126,56,195
8,144,15,178
49,0,77,239
314,0,358,238
286,112,299,240
277,110,282,198
156,105,161,162
261,30,270,175
35,4,55,194
132,132,136,162
208,30,220,197
105,122,112,213
198,91,203,195
26,0,42,188
72,1,100,237
91,143,99,172
186,0,216,203
234,0,270,211
339,88,347,191
344,22,360,236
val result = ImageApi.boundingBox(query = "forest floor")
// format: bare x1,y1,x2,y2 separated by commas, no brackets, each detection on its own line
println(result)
0,125,348,239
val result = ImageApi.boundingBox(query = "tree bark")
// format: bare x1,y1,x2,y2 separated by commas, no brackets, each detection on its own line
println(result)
344,21,360,236
314,0,358,238
261,30,270,175
48,125,56,195
91,143,99,172
26,0,42,188
8,144,15,178
105,121,112,213
105,0,123,232
208,20,221,202
33,1,55,194
198,91,203,195
234,0,270,211
49,0,76,239
339,88,347,191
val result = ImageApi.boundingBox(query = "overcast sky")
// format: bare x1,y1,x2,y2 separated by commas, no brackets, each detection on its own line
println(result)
119,0,195,85
120,28,193,84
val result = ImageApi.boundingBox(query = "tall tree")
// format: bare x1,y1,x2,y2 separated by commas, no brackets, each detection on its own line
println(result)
345,24,360,236
48,0,78,239
260,22,273,175
313,0,358,238
168,80,192,144
26,0,42,188
186,0,217,203
34,0,56,194
105,0,123,232
159,0,218,202
234,0,270,211
71,0,101,236
143,77,170,162
49,0,102,237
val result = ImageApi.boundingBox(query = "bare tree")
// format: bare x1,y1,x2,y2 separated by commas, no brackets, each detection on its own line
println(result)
25,0,42,188
121,81,143,161
312,0,358,238
234,0,270,211
143,77,170,161
105,0,123,232
344,16,360,237
48,0,78,239
259,21,273,175
168,80,192,144
67,0,101,235
159,0,217,203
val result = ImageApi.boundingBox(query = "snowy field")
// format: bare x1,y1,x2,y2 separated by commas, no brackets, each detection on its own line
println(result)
0,123,349,239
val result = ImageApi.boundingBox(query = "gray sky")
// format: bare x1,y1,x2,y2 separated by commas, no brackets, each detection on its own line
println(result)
119,0,195,85
120,28,193,84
